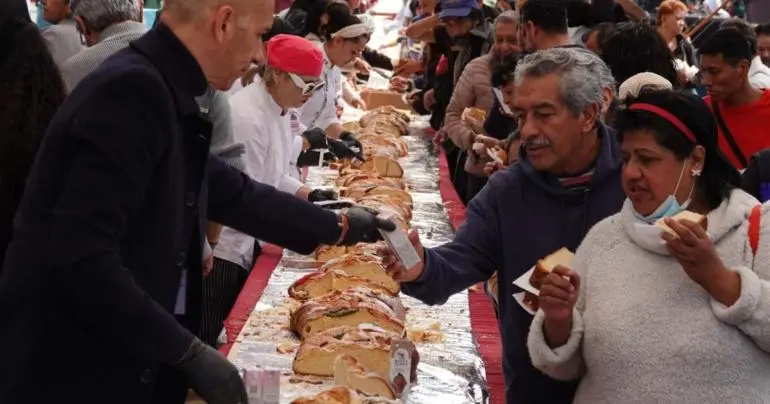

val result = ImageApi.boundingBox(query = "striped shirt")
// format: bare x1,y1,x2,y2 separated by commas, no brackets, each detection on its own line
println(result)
60,21,147,93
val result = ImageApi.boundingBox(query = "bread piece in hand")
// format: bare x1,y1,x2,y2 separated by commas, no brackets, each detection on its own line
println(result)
291,386,363,404
463,107,487,122
289,270,396,301
655,210,706,236
321,253,399,294
290,288,406,339
529,247,575,289
335,355,396,399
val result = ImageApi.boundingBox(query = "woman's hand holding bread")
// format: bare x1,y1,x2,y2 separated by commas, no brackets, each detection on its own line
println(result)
661,216,740,306
539,265,580,348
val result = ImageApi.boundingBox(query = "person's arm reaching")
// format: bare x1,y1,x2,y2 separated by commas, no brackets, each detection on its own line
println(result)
206,155,341,254
50,71,195,364
393,182,503,305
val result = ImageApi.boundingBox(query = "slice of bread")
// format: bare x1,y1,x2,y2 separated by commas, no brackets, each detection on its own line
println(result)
334,355,396,399
655,210,706,235
529,247,574,289
320,254,400,295
464,107,487,122
289,270,396,301
360,156,404,178
291,386,364,404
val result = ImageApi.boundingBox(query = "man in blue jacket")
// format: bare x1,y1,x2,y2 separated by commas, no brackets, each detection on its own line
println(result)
0,1,393,404
384,48,626,404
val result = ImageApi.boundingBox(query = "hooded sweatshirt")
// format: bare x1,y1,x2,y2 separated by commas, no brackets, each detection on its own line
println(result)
528,190,770,403
401,123,626,404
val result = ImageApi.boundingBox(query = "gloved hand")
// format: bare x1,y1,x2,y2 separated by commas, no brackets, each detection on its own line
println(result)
329,137,364,161
337,206,397,245
301,128,329,150
296,149,336,167
340,131,363,153
308,188,338,202
176,338,247,404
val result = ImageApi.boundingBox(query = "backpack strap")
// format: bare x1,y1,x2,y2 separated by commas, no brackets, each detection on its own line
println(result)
711,99,749,169
749,204,761,260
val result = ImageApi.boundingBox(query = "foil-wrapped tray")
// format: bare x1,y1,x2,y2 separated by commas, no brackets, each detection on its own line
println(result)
226,110,488,404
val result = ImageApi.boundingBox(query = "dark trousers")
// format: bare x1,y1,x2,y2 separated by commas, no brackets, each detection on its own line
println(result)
200,258,249,346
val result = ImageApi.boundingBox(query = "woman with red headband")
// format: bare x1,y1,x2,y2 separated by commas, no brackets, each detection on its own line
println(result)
528,90,770,401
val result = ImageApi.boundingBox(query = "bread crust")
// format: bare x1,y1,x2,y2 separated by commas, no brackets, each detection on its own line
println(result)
289,270,397,301
290,288,406,340
320,253,399,294
290,386,364,404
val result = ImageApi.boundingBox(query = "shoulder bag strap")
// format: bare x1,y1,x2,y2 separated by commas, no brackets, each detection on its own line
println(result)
749,204,761,266
711,99,749,169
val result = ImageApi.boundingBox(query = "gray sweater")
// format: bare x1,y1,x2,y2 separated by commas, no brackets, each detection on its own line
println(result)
528,190,770,404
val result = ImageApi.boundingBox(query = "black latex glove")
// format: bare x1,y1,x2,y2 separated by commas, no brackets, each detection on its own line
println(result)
329,137,365,161
308,188,338,202
337,206,397,245
296,149,336,167
301,128,329,150
340,131,363,153
176,338,247,404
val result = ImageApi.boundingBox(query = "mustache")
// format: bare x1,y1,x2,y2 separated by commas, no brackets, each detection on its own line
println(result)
522,136,551,148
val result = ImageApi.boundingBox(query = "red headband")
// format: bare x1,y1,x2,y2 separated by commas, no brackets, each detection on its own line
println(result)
629,103,697,144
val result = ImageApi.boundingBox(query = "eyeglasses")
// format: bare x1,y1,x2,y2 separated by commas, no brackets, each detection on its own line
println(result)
288,73,325,96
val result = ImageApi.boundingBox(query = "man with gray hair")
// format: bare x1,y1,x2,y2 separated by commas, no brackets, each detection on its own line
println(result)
61,0,146,91
381,47,626,404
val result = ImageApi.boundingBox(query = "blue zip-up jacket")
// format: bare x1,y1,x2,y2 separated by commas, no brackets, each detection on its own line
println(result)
402,124,626,404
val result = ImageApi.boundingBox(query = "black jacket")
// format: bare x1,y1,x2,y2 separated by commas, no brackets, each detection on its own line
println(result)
0,24,341,403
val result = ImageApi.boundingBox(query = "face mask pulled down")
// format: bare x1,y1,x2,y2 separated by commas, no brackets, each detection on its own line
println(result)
631,159,695,255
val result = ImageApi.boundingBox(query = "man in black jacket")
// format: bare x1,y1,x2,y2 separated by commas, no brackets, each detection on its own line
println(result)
0,1,393,404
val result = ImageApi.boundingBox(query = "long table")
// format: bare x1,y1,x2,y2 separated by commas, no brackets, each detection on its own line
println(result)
219,119,505,403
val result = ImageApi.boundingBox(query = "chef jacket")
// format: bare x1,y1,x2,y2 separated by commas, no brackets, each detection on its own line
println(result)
299,34,343,132
215,76,306,270
0,23,343,403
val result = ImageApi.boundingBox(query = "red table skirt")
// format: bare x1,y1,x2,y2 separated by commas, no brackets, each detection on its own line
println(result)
220,149,504,403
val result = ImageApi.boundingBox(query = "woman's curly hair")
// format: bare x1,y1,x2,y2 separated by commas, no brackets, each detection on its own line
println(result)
0,21,66,265
600,22,679,89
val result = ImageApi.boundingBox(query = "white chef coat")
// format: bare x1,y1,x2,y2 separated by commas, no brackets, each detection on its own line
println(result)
214,77,305,270
299,35,343,132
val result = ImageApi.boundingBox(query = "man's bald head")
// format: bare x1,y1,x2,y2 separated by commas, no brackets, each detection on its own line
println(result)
163,0,273,22
161,0,275,90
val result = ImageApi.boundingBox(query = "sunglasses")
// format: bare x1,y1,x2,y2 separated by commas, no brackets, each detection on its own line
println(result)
288,73,325,96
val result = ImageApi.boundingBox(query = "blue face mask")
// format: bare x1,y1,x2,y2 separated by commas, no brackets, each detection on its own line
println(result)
633,159,694,224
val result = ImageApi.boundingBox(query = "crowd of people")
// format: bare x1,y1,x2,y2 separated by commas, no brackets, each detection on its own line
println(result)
2,0,770,403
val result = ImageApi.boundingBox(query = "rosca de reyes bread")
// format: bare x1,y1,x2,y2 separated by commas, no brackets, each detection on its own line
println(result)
290,386,363,404
355,194,412,222
334,355,396,399
290,288,406,339
315,242,385,263
359,156,404,178
320,253,399,295
289,270,396,301
337,172,405,190
292,325,419,380
342,185,413,207
529,247,574,289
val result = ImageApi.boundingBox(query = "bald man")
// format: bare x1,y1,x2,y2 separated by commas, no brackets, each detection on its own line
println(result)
0,0,395,403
